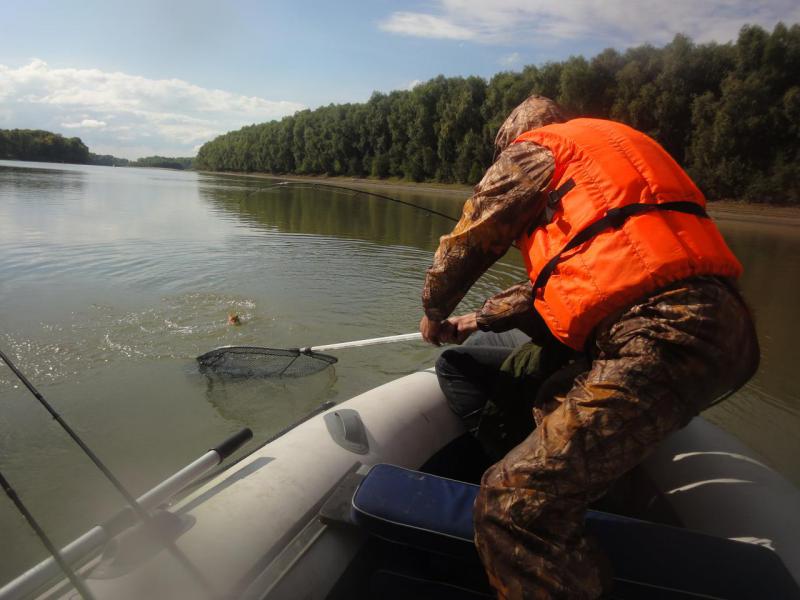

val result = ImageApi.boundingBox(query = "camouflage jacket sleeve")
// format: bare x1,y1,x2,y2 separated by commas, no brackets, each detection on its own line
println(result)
475,281,551,343
422,141,555,323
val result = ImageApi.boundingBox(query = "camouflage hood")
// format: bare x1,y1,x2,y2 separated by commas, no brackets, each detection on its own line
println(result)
493,95,569,159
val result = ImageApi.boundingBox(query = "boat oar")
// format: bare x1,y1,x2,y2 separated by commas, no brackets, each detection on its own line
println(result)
196,332,423,378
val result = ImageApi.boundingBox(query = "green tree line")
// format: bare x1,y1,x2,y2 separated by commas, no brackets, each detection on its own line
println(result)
196,24,800,203
0,130,194,170
0,129,89,164
91,155,195,169
131,155,194,170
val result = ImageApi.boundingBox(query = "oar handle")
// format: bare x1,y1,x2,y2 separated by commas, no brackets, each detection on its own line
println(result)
308,332,423,353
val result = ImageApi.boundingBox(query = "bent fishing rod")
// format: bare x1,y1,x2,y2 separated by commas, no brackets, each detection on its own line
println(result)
263,179,460,223
264,180,523,253
0,348,217,598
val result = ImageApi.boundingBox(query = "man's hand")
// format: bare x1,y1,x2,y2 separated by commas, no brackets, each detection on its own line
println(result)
441,312,479,345
420,315,448,346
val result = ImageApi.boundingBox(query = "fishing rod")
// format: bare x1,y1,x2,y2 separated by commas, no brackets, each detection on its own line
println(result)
0,348,217,598
0,470,95,599
264,180,524,252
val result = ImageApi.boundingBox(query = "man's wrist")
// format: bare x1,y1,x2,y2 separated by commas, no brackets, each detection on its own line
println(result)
425,316,442,327
476,310,492,332
424,311,446,323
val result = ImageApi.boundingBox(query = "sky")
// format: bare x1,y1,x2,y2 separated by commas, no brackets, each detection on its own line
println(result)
1,0,798,159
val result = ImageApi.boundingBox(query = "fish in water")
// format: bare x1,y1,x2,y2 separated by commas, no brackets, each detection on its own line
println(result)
228,313,242,326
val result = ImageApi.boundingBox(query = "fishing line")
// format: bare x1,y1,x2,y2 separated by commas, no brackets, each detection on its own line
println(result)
0,348,217,598
262,180,524,255
261,180,460,223
0,470,95,599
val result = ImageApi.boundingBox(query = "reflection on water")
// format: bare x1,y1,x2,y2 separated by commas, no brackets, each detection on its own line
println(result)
201,178,451,250
0,161,522,583
0,160,798,586
199,176,462,251
0,294,259,386
706,218,800,486
199,366,337,425
197,174,524,284
0,163,87,199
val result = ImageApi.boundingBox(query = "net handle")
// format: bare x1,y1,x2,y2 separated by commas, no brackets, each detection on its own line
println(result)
304,332,422,353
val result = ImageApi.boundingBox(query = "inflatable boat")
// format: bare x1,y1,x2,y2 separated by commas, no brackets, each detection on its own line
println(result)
3,369,799,599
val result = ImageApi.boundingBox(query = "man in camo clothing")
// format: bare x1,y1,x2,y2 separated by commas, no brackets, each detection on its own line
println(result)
419,96,759,599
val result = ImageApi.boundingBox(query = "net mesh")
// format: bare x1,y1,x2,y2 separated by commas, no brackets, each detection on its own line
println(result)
197,346,337,378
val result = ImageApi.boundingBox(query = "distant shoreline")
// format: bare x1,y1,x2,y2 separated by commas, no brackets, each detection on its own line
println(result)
0,157,191,171
704,200,800,227
203,171,800,227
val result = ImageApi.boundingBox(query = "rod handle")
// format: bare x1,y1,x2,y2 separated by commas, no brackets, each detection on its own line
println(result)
211,428,253,461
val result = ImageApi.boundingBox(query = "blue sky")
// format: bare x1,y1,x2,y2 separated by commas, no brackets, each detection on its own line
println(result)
1,0,798,158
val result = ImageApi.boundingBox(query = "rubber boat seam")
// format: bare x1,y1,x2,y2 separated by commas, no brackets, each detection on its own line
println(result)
227,462,364,598
257,519,328,598
178,370,435,497
175,400,335,500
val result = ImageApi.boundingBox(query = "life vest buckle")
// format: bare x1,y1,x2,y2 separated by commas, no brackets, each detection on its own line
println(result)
545,178,576,222
548,178,575,207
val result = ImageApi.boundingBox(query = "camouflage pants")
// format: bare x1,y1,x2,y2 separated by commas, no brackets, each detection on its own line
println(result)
473,277,760,599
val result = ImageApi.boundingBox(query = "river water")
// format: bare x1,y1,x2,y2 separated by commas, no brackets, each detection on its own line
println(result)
0,160,798,585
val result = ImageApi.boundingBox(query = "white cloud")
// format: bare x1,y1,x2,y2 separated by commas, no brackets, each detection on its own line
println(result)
407,79,422,90
379,11,476,40
62,118,107,129
0,59,305,158
499,52,521,67
378,0,800,46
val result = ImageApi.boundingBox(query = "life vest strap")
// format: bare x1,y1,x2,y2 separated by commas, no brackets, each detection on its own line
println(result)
533,201,710,293
548,177,576,207
544,177,576,223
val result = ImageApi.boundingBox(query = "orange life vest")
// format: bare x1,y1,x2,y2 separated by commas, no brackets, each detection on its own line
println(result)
515,118,742,350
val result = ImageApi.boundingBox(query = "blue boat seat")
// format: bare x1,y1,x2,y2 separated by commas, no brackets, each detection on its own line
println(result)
352,463,800,600
352,463,478,560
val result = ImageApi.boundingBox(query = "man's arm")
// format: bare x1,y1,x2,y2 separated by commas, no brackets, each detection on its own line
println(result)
476,281,551,343
437,281,552,346
421,142,554,343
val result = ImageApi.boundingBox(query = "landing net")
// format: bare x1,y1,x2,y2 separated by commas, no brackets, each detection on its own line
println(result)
197,346,337,378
